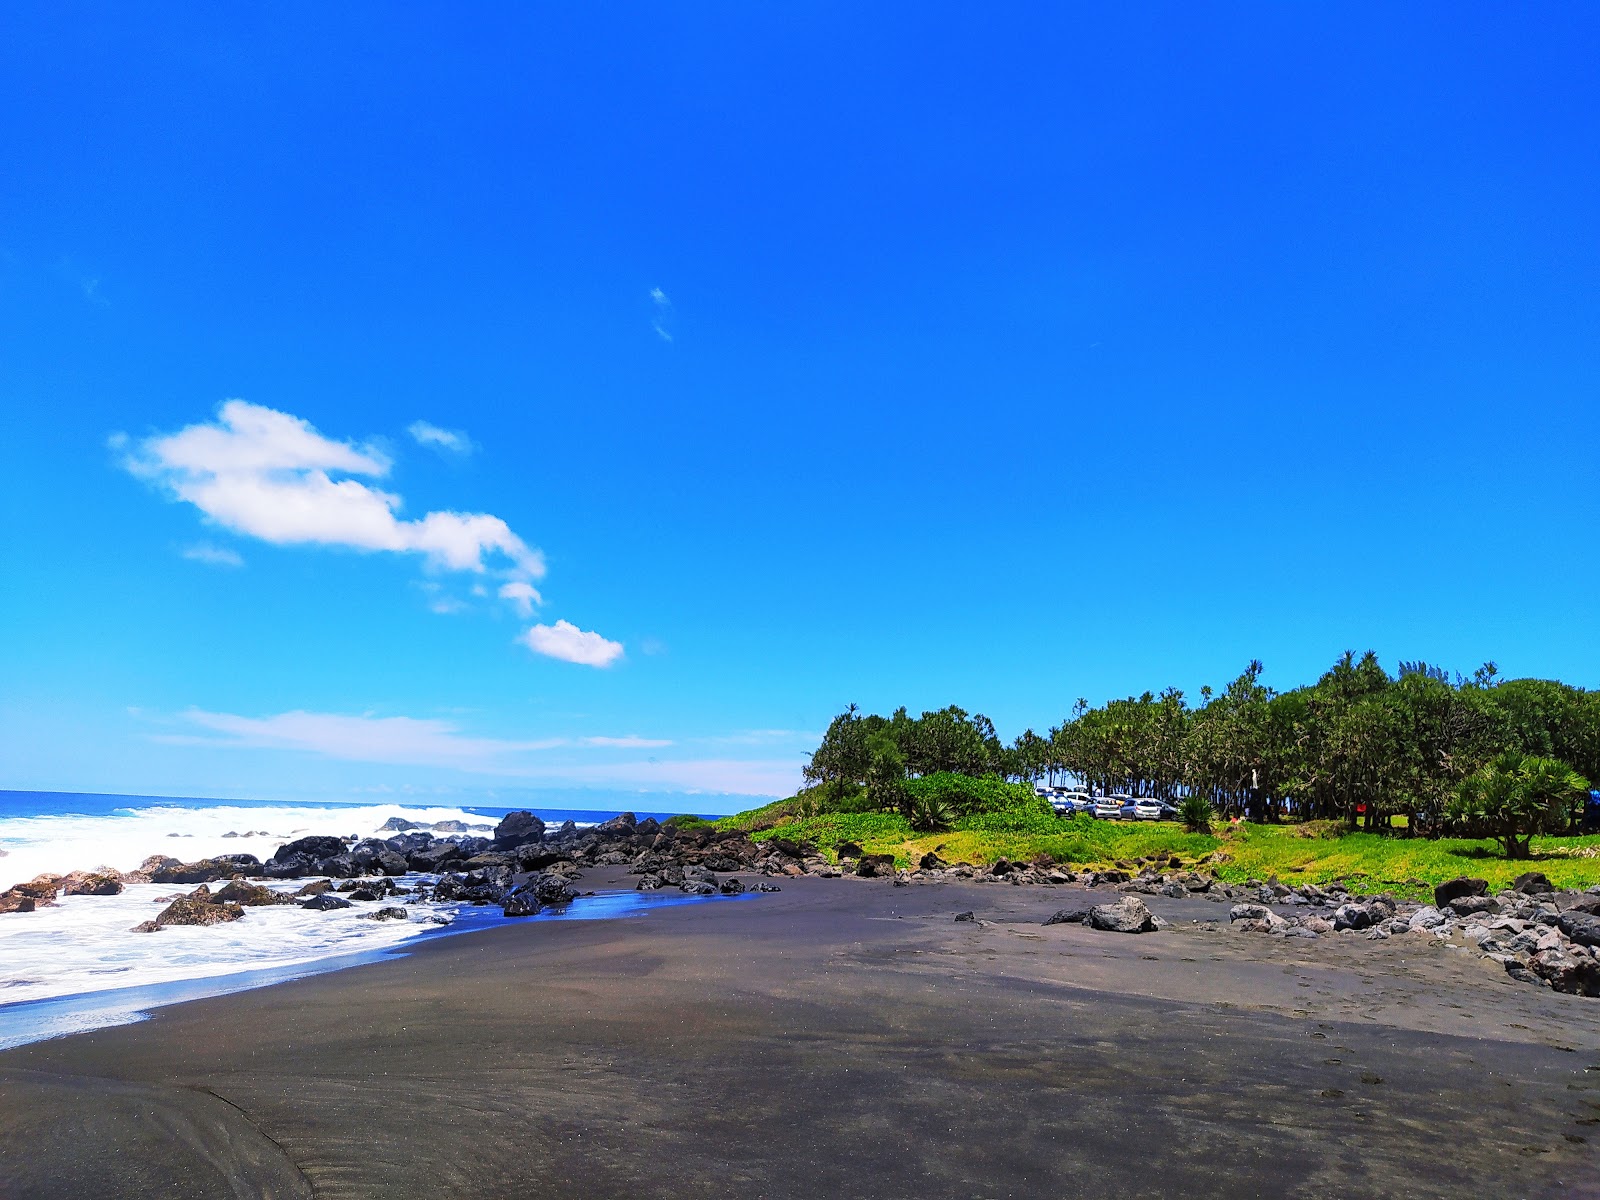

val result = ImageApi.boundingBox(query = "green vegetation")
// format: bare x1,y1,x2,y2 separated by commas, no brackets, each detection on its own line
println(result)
1178,795,1213,834
664,814,714,829
713,652,1600,888
714,802,1600,898
800,654,1600,843
1448,752,1591,858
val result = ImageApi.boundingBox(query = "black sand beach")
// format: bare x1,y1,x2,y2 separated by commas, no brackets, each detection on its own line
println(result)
3,873,1598,1199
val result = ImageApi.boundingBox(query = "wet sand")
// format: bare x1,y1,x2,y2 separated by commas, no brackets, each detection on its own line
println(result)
3,873,1598,1199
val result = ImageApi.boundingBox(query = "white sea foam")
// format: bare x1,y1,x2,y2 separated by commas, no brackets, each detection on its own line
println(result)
0,801,503,891
0,876,464,1007
0,802,563,1013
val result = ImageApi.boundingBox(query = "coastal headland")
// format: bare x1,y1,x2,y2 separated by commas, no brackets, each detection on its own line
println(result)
3,864,1598,1199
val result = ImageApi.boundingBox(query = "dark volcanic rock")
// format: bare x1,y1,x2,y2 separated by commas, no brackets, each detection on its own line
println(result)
1512,871,1555,895
1087,896,1162,934
1556,911,1600,948
377,817,421,832
0,892,38,914
595,812,636,834
919,852,949,871
211,881,290,907
634,817,661,837
854,853,896,878
273,836,347,864
636,874,665,891
719,877,745,895
1530,947,1600,996
408,843,465,872
150,854,263,885
300,893,353,911
768,837,812,860
362,906,409,921
1043,908,1091,926
493,811,546,848
513,872,577,907
1448,895,1500,918
953,911,976,923
1433,876,1489,908
501,894,540,917
680,880,717,896
834,841,865,860
295,879,332,896
61,872,124,897
136,895,245,930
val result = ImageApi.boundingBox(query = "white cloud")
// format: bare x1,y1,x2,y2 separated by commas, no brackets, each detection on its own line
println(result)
407,420,474,455
650,287,673,342
521,620,625,668
155,709,797,794
182,543,244,568
168,709,564,767
498,580,543,617
122,400,543,578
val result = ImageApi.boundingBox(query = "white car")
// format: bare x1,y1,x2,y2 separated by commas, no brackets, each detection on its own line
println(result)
1051,791,1094,816
1092,798,1123,820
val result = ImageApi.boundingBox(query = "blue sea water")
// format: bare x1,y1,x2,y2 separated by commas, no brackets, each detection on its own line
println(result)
0,788,709,826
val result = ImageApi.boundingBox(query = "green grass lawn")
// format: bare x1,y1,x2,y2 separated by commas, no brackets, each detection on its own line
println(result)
714,805,1600,898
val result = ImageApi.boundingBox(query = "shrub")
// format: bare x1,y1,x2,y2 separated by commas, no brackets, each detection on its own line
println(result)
1179,796,1214,834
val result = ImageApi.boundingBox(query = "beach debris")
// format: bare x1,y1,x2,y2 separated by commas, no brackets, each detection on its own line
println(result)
954,911,976,923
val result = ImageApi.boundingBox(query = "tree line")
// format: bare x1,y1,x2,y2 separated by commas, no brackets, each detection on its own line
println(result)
803,653,1600,837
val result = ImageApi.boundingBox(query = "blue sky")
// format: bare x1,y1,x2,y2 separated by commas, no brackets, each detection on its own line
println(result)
2,4,1598,812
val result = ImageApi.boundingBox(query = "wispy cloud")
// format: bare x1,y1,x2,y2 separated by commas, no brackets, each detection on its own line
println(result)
120,400,544,578
498,580,543,617
182,543,243,568
152,708,798,795
521,620,625,668
650,287,673,342
164,709,565,767
407,420,474,455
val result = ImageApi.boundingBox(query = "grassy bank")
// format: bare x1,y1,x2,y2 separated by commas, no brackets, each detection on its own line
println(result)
713,800,1600,898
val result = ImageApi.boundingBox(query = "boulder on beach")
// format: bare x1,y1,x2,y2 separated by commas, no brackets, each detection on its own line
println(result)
501,894,540,917
1087,896,1163,934
272,836,347,864
1512,871,1555,896
854,853,896,878
1042,908,1091,926
1433,876,1489,908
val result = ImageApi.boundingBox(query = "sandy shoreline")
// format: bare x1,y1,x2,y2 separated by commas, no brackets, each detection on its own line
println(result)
2,872,1598,1198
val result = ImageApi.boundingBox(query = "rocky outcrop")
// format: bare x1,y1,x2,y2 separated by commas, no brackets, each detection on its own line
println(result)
493,811,546,848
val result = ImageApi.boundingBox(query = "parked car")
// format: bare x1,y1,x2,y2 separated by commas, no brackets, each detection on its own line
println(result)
1092,798,1123,820
1119,798,1177,821
1051,791,1094,816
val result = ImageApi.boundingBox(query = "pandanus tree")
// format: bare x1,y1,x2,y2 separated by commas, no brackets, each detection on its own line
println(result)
1448,751,1590,858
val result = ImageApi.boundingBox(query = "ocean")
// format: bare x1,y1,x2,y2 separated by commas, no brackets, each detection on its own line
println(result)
0,790,717,1048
